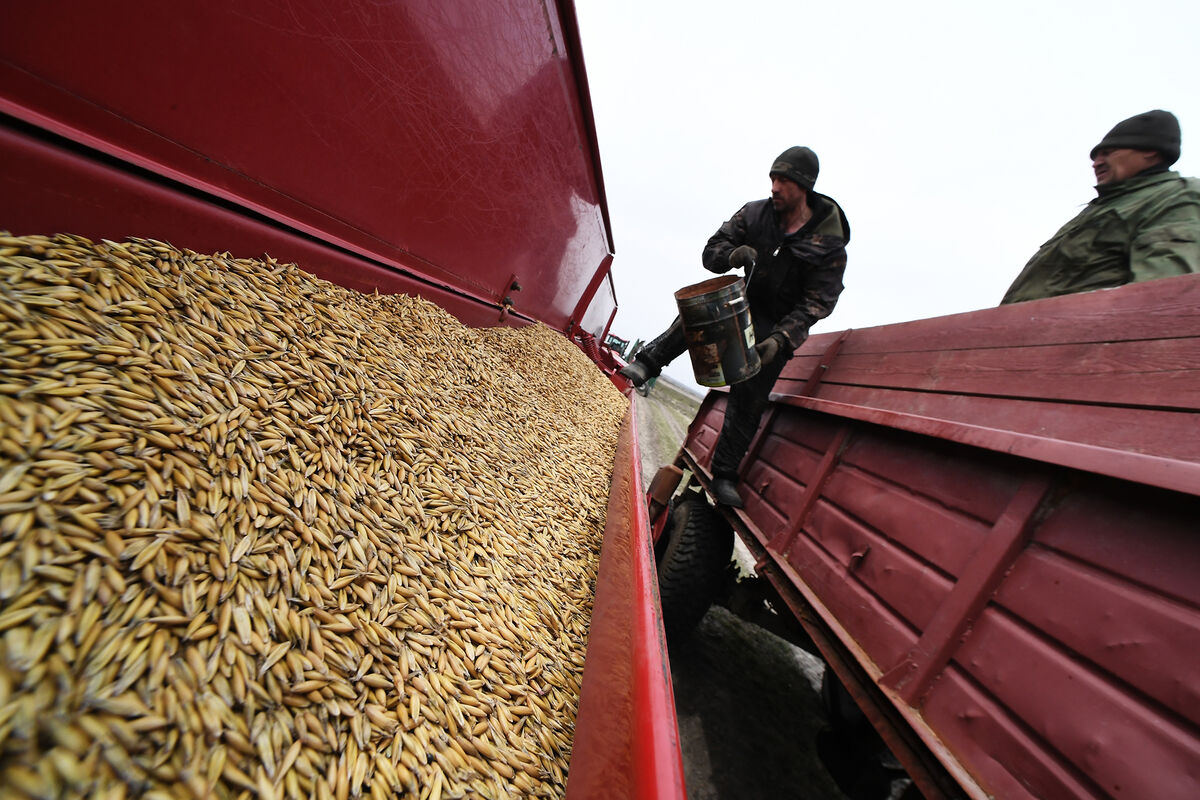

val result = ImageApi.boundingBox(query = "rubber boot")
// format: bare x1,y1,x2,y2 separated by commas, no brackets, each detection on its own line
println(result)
618,358,658,388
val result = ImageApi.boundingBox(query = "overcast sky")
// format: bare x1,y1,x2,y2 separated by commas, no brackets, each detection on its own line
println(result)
574,0,1200,388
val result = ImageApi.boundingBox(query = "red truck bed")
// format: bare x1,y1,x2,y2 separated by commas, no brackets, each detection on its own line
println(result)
674,274,1200,799
2,2,684,797
0,0,618,337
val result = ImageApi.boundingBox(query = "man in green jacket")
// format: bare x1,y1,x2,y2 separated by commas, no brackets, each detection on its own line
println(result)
1001,109,1200,304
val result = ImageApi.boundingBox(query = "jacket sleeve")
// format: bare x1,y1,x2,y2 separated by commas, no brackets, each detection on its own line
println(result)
772,236,847,350
1129,194,1200,282
701,205,751,274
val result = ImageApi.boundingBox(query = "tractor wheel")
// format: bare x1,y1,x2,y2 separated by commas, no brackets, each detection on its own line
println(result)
656,496,734,637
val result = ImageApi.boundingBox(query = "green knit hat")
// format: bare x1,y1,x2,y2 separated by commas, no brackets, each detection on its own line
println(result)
769,146,819,190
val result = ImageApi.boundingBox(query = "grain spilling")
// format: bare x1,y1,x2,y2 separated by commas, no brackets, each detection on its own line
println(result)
0,233,628,799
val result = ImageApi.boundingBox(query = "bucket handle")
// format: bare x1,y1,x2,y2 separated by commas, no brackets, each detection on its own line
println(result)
725,297,748,311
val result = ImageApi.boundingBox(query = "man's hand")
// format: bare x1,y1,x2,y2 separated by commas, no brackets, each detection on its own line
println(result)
729,245,757,270
755,333,788,366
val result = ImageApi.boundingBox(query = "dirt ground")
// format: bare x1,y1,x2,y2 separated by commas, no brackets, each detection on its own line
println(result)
632,379,850,800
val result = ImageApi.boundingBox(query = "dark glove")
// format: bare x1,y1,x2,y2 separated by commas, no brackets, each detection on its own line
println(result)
755,333,788,366
729,245,757,270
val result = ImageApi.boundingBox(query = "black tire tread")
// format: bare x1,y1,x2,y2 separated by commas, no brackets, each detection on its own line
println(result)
657,497,733,636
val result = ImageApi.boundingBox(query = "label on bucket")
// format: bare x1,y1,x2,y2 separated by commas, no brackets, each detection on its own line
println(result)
692,342,725,386
744,325,756,350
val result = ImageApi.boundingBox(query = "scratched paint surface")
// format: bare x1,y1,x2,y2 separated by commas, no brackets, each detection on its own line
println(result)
0,0,610,331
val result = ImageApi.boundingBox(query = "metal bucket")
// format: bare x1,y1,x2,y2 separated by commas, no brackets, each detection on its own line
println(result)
674,275,760,387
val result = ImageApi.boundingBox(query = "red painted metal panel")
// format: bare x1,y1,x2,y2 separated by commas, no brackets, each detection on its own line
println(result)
834,520,953,635
996,546,1200,728
880,478,1050,705
782,507,919,672
1,0,616,336
736,412,1200,798
740,413,1016,580
576,264,620,339
921,668,1100,800
801,499,952,632
567,401,687,800
0,124,517,326
795,384,1200,466
682,393,725,471
772,389,1200,496
951,608,1200,800
812,337,1200,409
749,435,824,502
807,271,1200,353
820,466,988,577
676,287,1200,798
769,407,847,453
838,432,1025,524
1032,489,1200,607
771,276,1200,496
734,463,791,541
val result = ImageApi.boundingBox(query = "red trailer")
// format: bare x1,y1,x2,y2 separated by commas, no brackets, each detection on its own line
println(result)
1,2,683,797
649,273,1200,799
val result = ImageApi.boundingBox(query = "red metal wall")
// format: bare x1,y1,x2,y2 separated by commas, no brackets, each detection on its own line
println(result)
679,275,1200,799
2,6,689,798
569,401,688,799
0,0,616,336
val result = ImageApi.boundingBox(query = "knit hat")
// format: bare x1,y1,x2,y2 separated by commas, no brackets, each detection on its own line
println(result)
1090,110,1181,166
769,146,819,190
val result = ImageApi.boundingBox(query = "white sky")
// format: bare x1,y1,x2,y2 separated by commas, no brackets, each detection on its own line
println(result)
575,0,1200,387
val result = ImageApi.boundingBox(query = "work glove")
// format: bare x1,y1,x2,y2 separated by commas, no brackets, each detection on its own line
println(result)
729,245,757,270
755,333,789,366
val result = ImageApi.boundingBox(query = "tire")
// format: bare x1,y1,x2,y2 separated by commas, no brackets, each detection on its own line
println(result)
656,496,734,637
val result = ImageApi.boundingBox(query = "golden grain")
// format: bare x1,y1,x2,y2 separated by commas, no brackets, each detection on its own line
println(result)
0,233,627,798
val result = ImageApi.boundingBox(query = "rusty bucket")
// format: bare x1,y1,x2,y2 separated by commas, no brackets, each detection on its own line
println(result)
674,275,760,387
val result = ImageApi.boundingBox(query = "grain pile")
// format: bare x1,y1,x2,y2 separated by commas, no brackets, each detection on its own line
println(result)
0,233,628,799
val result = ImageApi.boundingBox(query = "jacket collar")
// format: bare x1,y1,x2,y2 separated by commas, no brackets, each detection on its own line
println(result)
1094,169,1179,201
771,192,851,243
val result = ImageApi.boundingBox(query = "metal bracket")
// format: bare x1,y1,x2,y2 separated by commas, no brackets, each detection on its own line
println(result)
497,273,522,321
799,328,852,397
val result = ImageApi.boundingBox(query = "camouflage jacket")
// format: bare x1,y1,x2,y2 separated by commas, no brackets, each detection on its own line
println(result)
702,192,850,349
1002,170,1200,304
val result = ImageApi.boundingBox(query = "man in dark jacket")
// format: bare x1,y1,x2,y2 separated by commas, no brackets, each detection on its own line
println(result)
620,146,850,506
1002,109,1200,304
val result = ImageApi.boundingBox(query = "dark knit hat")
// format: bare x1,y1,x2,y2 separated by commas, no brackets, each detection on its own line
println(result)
1090,110,1181,166
769,146,819,190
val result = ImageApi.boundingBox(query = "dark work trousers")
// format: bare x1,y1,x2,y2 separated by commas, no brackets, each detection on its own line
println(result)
710,355,787,479
638,316,787,481
636,316,687,372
